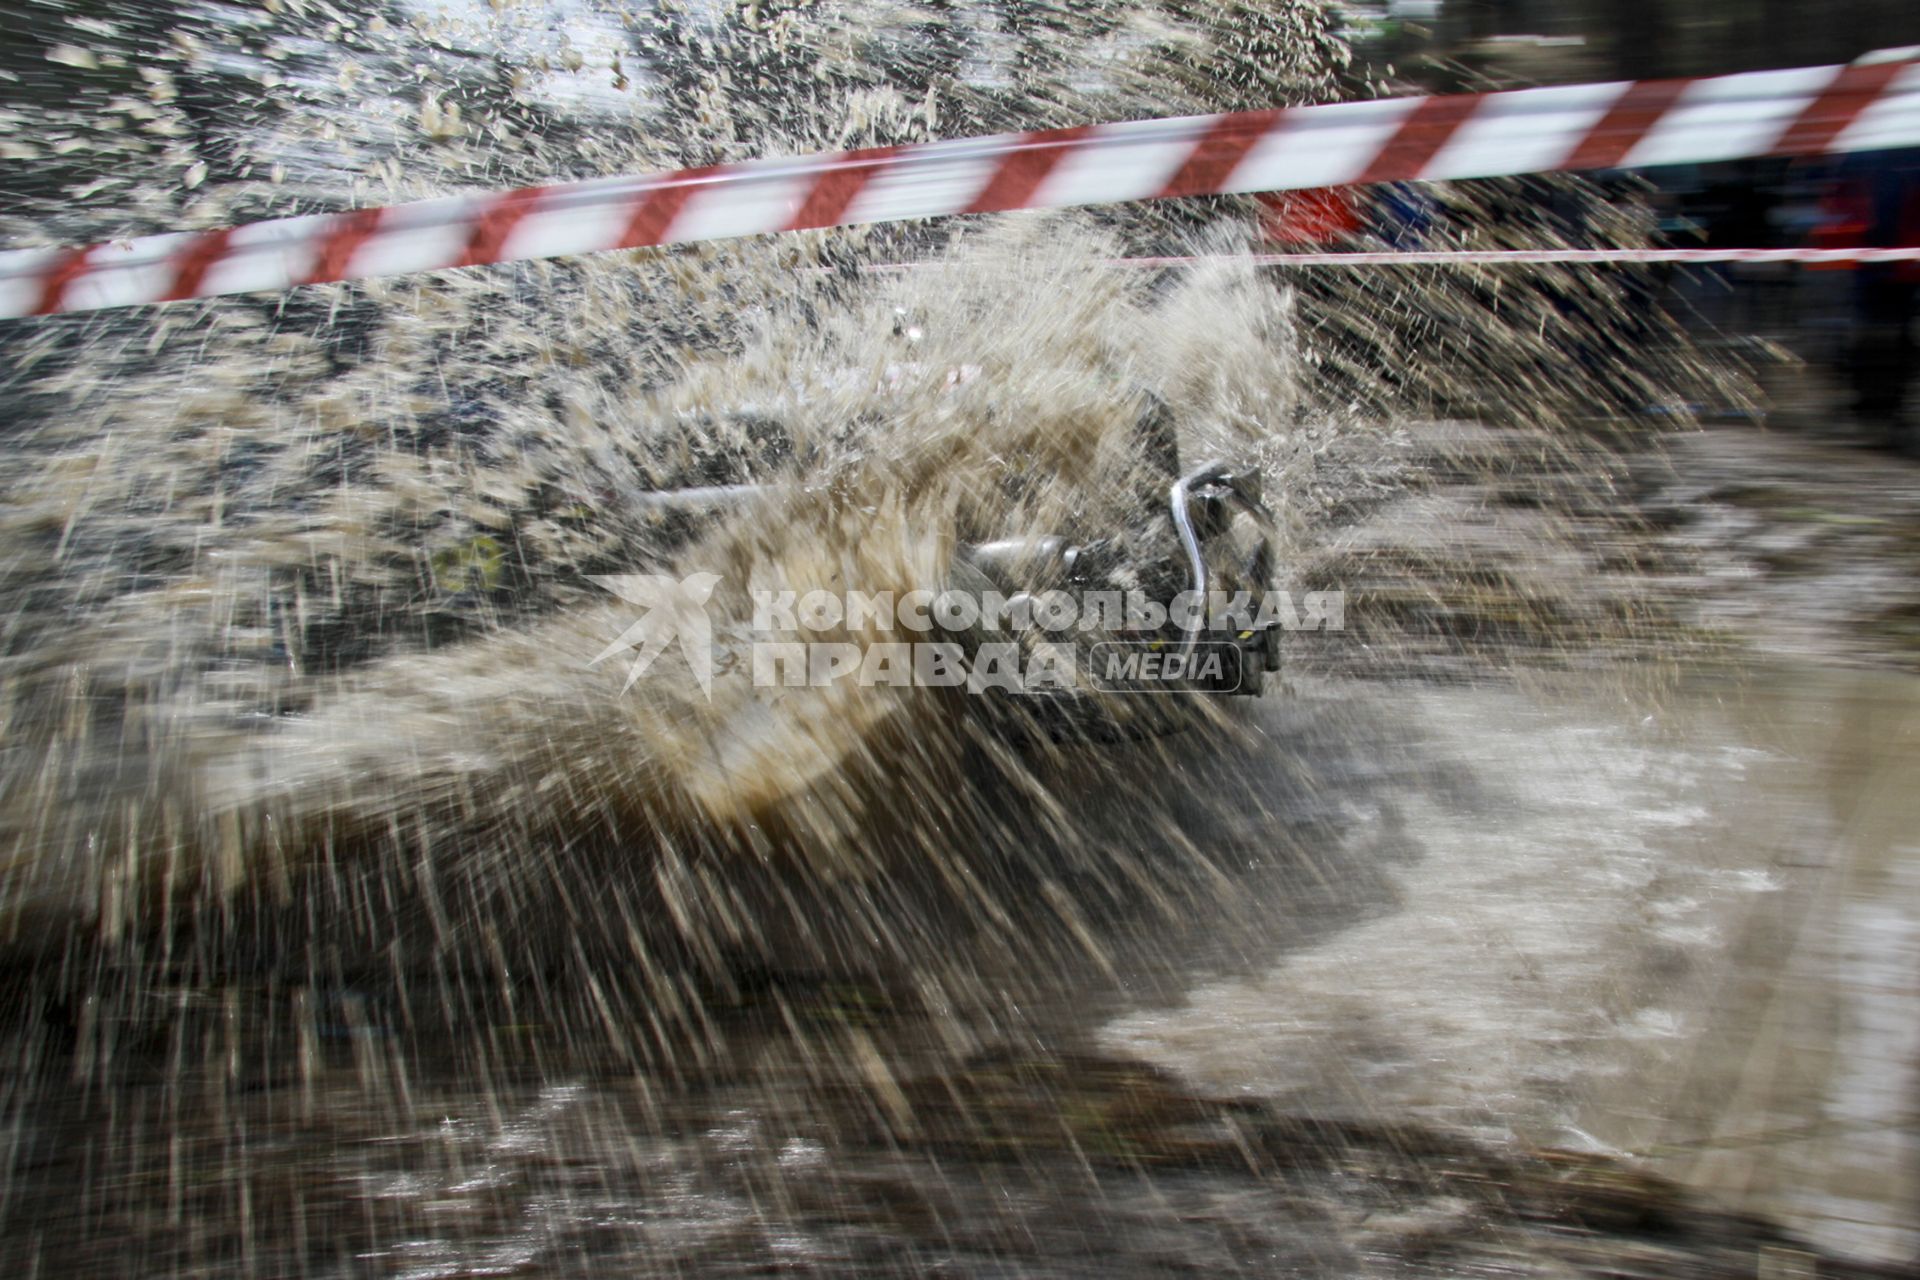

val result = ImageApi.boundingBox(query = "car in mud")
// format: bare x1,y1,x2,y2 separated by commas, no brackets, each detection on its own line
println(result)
634,391,1285,741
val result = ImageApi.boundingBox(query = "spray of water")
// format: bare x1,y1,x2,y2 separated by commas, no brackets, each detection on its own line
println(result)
0,2,1760,1273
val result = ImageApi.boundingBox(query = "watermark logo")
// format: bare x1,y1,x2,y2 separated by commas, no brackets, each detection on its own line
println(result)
592,576,1342,696
589,572,722,697
1086,640,1243,692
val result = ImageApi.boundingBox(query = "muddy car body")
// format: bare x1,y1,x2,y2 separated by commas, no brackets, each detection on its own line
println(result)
633,391,1284,739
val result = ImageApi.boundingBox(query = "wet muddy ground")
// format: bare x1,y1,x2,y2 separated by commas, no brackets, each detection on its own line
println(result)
5,410,1917,1278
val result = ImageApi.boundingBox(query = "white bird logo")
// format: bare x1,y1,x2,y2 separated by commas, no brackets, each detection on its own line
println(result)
588,572,722,697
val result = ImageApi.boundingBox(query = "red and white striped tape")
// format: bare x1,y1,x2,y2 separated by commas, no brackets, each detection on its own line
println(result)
4,57,1918,320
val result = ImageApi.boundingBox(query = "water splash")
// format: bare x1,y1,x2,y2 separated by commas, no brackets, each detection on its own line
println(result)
0,3,1768,1274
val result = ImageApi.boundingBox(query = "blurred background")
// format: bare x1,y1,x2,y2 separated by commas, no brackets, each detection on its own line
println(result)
1322,2,1920,455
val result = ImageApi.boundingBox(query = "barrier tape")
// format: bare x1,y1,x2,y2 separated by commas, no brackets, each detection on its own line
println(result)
3,56,1918,320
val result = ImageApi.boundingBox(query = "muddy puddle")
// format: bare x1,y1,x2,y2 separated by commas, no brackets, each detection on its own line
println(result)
3,660,1914,1276
1111,664,1920,1266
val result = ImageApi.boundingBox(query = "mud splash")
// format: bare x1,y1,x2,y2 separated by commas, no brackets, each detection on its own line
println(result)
0,3,1804,1276
0,0,1726,949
